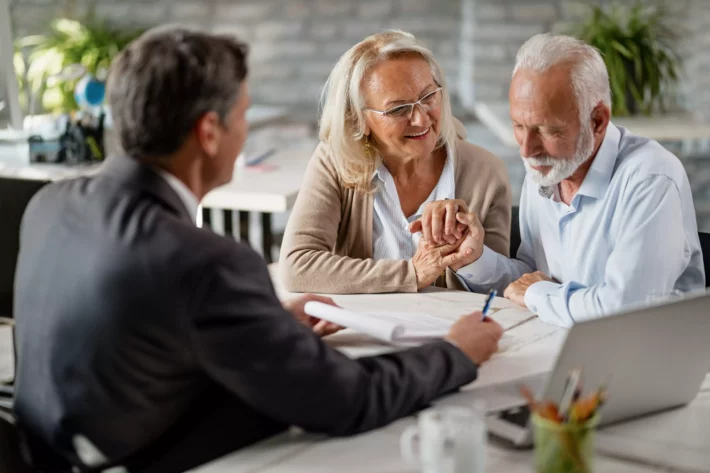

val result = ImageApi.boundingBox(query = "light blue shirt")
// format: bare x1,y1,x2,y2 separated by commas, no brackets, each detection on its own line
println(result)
457,123,706,327
372,148,456,260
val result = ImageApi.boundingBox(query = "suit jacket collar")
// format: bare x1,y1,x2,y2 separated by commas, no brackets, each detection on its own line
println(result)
99,156,193,223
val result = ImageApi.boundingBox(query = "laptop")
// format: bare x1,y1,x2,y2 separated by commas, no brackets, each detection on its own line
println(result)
486,291,710,447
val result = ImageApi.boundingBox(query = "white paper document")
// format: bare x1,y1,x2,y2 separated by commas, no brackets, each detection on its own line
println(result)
304,302,452,342
304,300,540,343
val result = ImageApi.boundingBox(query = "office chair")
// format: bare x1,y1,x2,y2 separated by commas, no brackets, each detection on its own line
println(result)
0,319,32,473
0,177,50,319
699,232,710,288
510,206,521,258
0,409,33,473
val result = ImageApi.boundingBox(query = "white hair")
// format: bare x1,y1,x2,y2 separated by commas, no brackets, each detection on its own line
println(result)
513,33,612,125
319,30,457,192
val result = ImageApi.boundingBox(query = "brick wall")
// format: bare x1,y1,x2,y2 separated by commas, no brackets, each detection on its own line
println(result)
9,0,464,111
9,0,709,116
680,0,710,231
680,0,710,119
459,0,694,108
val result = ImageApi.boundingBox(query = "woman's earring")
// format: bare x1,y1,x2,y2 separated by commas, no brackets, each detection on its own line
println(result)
364,135,374,158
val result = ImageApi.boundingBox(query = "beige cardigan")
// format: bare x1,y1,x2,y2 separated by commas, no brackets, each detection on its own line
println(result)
280,124,512,294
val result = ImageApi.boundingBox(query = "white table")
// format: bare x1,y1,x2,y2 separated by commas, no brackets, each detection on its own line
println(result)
190,287,710,473
474,101,710,149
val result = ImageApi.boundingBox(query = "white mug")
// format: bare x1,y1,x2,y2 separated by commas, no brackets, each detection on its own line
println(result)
400,406,487,473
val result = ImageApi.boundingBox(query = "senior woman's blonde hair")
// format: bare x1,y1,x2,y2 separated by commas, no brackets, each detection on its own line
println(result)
319,30,458,192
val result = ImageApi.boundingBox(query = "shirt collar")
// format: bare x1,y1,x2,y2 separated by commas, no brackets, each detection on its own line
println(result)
575,122,621,200
373,156,386,183
155,169,200,225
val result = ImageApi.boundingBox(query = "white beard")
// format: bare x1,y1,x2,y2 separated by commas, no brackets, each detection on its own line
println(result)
522,125,596,188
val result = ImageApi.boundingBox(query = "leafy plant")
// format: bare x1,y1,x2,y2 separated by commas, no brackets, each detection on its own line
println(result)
14,17,143,114
568,1,682,116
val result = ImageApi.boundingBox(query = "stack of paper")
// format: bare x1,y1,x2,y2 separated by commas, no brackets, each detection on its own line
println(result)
304,302,538,344
304,302,450,342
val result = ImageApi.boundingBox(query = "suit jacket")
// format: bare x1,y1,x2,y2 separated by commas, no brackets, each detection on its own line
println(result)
13,156,478,470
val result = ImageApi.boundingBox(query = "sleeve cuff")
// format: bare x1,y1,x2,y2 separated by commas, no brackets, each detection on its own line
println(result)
456,245,498,281
439,340,479,379
523,280,561,316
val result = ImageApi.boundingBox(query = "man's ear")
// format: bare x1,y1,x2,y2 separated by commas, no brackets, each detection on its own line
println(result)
194,111,222,158
591,103,611,135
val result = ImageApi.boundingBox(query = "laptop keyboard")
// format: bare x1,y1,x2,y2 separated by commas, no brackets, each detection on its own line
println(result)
497,405,531,427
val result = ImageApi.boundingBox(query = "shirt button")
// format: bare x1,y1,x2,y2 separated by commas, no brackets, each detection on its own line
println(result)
465,274,472,278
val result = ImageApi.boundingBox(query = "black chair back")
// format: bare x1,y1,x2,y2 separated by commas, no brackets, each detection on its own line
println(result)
0,409,32,473
0,178,50,318
699,232,710,288
510,206,521,258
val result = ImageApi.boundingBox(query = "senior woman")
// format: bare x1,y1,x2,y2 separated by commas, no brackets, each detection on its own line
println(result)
280,30,511,294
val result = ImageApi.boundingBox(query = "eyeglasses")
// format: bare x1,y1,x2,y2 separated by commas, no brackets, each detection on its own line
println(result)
363,87,442,121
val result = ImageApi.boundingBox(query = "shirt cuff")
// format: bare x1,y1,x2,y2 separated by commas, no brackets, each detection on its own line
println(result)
453,272,472,292
456,245,498,280
524,280,562,318
442,338,478,371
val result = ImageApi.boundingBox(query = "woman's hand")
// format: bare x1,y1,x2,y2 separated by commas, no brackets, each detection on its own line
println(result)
411,236,465,289
448,211,485,271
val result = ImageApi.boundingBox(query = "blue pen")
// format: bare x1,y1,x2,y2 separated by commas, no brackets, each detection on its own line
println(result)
246,147,276,167
481,289,497,320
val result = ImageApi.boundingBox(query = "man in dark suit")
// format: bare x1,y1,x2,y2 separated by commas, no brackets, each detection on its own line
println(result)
13,27,503,473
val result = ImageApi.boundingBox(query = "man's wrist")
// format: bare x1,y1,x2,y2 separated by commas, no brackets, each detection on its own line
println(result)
451,250,483,272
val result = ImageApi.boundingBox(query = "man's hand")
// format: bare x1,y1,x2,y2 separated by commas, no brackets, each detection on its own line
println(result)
504,271,555,306
447,211,485,271
283,294,344,337
411,237,464,289
409,199,469,245
446,312,504,365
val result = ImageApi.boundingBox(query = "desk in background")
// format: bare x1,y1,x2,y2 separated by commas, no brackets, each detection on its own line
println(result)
0,106,299,262
200,138,315,263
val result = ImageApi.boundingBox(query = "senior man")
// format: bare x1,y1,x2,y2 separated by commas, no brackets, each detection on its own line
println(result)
411,33,705,327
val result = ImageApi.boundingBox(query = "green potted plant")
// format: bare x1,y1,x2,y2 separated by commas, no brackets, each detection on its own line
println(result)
568,1,682,117
14,16,143,114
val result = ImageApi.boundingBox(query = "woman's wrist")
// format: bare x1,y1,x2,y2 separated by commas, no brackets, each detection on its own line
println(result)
413,263,426,289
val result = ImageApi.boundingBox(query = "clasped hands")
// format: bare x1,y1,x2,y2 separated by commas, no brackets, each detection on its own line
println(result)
408,199,485,289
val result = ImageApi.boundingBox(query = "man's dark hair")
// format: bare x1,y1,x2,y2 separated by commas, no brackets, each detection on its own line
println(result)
108,26,248,162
